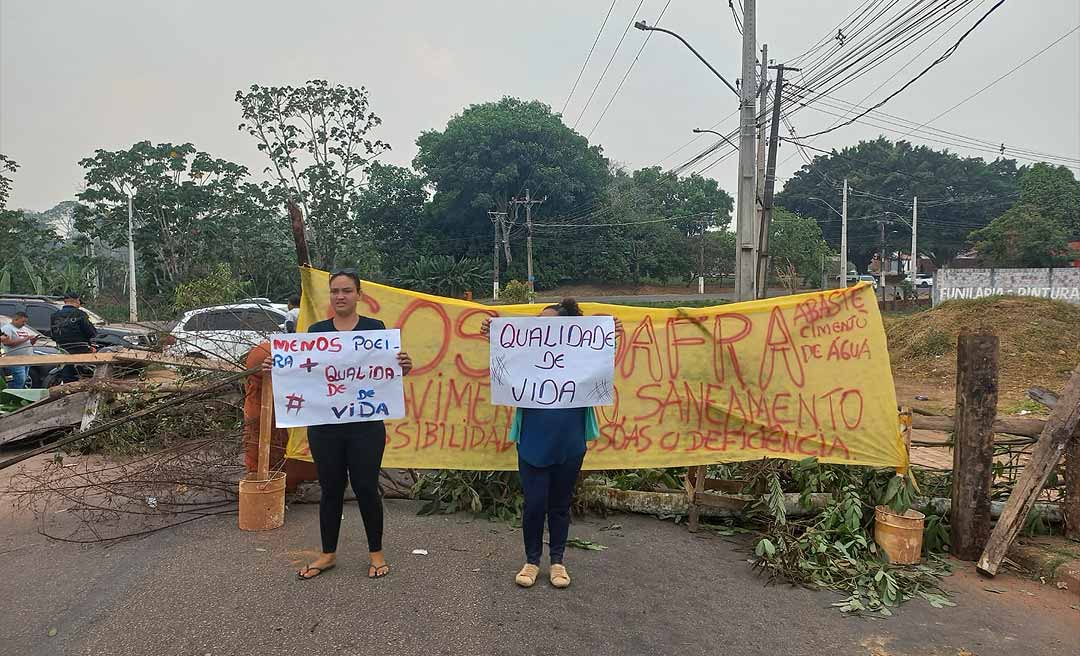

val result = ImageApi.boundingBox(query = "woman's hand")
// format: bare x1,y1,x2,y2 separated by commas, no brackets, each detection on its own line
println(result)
480,318,492,337
397,351,413,376
261,353,273,373
613,317,623,335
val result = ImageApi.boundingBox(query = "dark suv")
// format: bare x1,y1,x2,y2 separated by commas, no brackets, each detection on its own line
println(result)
0,295,159,349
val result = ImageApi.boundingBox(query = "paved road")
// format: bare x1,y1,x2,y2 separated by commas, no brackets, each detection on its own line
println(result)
1,497,1076,656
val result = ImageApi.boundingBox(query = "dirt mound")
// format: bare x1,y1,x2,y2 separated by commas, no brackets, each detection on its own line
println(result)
886,296,1080,409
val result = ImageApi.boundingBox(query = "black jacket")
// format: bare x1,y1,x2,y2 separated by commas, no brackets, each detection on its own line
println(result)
50,305,97,348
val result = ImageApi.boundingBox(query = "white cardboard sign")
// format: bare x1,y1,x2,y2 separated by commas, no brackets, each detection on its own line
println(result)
269,329,405,428
489,316,616,409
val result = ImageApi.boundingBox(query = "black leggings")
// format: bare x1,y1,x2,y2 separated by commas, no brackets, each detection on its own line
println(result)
307,422,386,553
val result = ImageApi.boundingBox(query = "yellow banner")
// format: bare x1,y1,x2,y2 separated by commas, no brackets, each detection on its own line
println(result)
286,268,906,471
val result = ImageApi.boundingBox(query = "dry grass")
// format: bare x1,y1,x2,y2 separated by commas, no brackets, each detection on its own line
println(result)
886,296,1080,409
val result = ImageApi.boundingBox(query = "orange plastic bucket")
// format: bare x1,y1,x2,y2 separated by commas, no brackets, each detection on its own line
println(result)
238,471,286,531
874,505,924,564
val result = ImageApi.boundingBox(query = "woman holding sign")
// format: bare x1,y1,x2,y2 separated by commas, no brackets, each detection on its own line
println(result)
482,298,619,589
268,269,413,581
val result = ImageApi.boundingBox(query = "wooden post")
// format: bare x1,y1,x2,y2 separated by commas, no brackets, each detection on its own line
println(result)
978,365,1080,576
1067,437,1080,540
257,378,274,479
687,465,705,532
287,201,312,268
950,332,998,561
80,363,113,432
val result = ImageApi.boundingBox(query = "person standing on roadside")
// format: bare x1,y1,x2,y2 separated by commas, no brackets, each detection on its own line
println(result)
284,294,301,333
1,311,38,389
50,291,97,383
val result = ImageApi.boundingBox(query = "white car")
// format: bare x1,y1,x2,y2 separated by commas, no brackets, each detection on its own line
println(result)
164,301,288,363
913,274,934,288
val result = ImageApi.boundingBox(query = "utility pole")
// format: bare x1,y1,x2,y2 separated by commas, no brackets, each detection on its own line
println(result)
488,211,506,300
510,189,545,296
910,196,918,283
879,219,887,301
126,191,138,322
699,215,707,295
841,178,848,288
756,62,797,298
734,0,757,302
754,44,768,278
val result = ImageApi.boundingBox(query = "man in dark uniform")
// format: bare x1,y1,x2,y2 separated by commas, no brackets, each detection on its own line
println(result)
50,291,97,383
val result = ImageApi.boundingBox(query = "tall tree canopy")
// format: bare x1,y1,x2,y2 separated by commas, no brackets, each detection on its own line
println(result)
0,154,17,210
776,137,1019,271
236,80,389,269
1016,162,1080,235
970,204,1072,268
413,97,609,270
75,141,293,299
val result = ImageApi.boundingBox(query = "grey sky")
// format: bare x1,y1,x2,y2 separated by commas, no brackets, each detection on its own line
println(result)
2,0,1078,214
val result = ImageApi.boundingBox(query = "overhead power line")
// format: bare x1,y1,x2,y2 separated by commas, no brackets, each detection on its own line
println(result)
573,0,647,129
797,0,1007,139
561,0,620,115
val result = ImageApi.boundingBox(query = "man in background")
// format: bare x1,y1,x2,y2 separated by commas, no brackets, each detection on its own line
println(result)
50,292,97,383
284,294,301,333
1,311,38,389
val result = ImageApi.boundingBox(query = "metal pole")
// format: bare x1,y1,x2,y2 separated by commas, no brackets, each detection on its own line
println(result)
735,0,757,302
911,196,918,286
879,220,887,300
488,211,503,300
756,63,793,298
525,189,534,296
127,192,138,322
841,179,848,288
699,216,706,295
754,44,767,279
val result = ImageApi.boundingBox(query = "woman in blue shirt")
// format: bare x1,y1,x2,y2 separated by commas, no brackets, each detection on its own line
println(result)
483,298,620,589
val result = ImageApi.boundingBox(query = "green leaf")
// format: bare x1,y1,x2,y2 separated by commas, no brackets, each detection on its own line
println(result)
565,538,606,551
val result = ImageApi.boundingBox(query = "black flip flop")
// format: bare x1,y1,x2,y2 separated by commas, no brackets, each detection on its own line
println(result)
297,564,335,580
368,563,390,579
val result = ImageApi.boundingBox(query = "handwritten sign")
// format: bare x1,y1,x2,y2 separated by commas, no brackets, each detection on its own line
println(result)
270,330,405,428
489,316,615,409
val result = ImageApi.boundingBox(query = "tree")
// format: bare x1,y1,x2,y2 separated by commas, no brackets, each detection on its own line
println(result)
970,204,1071,268
349,162,428,279
776,138,1019,270
236,80,389,269
0,154,18,210
1017,162,1080,235
413,97,609,282
769,208,831,288
75,141,293,301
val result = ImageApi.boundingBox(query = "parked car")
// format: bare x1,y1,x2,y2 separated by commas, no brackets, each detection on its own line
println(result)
0,314,64,388
834,272,859,286
913,274,934,288
0,294,158,349
164,301,288,362
858,275,879,290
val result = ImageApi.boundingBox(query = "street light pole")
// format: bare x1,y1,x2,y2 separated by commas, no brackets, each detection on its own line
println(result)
126,190,138,322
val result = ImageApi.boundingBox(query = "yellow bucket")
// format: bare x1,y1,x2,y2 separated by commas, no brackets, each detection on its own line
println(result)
874,505,925,565
238,471,286,531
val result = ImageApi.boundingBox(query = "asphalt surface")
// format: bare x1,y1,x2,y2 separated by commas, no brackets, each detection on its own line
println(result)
2,495,1077,656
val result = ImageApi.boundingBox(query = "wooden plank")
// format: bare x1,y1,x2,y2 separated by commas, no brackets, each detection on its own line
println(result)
0,392,90,446
257,379,274,478
951,332,998,561
911,413,1045,438
1067,436,1080,541
80,363,112,431
978,365,1080,576
0,350,243,372
0,353,117,367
